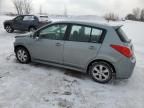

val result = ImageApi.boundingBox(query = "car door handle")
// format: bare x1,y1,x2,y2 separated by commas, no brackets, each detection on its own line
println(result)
56,43,62,46
89,46,95,50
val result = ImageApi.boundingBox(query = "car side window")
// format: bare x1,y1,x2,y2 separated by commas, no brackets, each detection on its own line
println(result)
34,16,38,21
15,16,24,21
91,28,103,43
69,25,91,42
39,24,67,40
23,16,34,21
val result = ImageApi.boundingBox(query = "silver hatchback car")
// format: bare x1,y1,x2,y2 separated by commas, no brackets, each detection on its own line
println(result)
14,21,136,83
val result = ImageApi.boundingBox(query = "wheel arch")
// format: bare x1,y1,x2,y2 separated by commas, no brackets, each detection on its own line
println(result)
87,59,116,74
28,25,36,31
4,23,12,29
15,45,27,52
14,45,31,60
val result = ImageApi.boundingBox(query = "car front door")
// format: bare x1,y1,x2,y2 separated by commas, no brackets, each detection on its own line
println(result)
30,24,68,64
13,16,24,30
64,24,104,70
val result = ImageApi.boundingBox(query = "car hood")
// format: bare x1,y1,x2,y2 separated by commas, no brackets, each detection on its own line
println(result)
15,36,27,38
15,32,32,38
4,20,13,23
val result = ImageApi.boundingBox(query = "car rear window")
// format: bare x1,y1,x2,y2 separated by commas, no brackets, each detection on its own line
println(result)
116,28,130,43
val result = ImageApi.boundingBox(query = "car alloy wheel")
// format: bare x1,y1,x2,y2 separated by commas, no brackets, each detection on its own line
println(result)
5,25,13,33
16,47,30,63
29,27,36,32
90,62,112,83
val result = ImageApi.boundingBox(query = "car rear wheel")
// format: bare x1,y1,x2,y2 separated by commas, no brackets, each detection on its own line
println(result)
5,25,14,33
89,61,113,83
29,27,36,32
16,47,30,64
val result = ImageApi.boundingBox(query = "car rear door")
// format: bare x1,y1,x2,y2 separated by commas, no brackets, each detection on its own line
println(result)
30,23,68,64
21,15,35,30
64,24,105,70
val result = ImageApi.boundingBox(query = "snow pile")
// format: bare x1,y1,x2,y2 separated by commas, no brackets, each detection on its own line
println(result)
0,16,144,108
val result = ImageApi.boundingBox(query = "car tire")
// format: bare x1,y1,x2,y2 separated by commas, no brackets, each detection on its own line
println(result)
5,25,14,33
29,27,36,32
15,47,31,64
89,61,113,84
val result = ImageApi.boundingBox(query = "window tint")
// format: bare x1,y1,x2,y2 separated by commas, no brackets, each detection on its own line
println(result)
91,28,103,43
15,16,23,21
23,16,34,21
69,25,91,42
34,16,39,21
39,24,67,40
116,28,130,43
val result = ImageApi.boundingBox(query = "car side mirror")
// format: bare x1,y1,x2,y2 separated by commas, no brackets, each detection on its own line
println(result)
35,36,40,40
32,31,40,40
13,19,18,22
30,32,34,38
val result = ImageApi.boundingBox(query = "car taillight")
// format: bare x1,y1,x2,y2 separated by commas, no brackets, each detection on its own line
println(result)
111,45,133,58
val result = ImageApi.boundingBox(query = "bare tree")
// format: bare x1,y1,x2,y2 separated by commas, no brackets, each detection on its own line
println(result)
104,13,119,22
125,14,136,20
23,0,32,14
133,8,140,20
125,8,144,21
13,0,32,15
140,9,144,21
13,0,24,15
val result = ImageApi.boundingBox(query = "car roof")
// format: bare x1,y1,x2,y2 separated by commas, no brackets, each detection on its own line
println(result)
21,14,35,16
52,20,114,29
112,25,123,30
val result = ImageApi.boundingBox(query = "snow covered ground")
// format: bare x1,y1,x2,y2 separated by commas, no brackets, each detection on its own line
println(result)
0,15,144,108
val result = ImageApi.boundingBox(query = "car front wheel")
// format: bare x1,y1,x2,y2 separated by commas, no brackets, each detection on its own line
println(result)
5,25,14,33
89,62,113,83
16,47,31,64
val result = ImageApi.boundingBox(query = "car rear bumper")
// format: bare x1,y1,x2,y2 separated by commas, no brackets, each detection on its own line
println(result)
115,56,136,79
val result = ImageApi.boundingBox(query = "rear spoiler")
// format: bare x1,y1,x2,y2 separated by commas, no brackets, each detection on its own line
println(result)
113,25,123,30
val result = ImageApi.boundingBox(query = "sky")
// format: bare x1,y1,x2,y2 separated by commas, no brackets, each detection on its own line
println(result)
0,0,144,17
